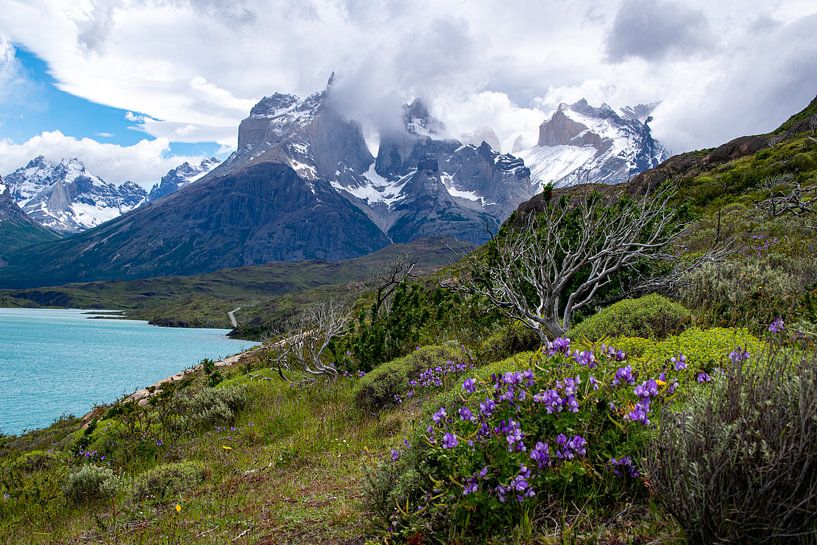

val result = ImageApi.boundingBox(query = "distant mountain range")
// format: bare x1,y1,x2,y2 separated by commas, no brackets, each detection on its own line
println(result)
0,78,668,287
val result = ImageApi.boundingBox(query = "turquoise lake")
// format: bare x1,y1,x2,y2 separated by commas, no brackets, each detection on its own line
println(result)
0,308,258,435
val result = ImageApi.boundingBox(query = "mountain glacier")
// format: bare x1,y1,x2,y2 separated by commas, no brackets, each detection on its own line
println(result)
516,99,669,188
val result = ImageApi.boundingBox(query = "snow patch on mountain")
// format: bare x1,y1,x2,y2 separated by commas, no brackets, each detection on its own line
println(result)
147,157,220,202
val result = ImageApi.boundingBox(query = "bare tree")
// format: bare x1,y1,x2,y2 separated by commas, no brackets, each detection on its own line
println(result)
274,298,351,380
758,180,817,218
466,186,679,342
367,254,416,319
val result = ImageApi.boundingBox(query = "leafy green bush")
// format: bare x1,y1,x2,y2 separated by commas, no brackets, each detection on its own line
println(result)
171,384,247,433
12,450,57,473
353,345,467,413
473,322,541,364
569,294,693,341
646,347,817,544
62,465,119,505
641,327,761,371
367,336,723,542
131,461,208,502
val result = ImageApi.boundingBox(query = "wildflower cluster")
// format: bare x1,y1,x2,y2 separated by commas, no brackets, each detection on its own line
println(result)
397,358,474,404
375,335,745,540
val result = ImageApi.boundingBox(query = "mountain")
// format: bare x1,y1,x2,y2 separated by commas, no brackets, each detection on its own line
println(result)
516,99,669,188
0,177,59,262
332,99,534,240
3,157,148,233
147,158,221,201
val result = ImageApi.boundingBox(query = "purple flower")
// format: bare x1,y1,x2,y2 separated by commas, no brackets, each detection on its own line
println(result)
610,456,640,478
558,376,580,396
458,406,475,421
496,419,526,452
697,372,712,383
563,395,579,413
390,449,400,462
589,375,599,390
626,399,651,425
634,379,659,400
769,317,785,333
671,354,687,371
510,465,535,501
156,439,163,447
533,389,562,414
432,407,447,424
546,337,571,355
442,432,459,449
555,434,587,460
612,365,635,387
462,378,476,394
530,441,551,469
463,477,479,495
479,398,496,417
729,346,750,365
357,370,366,378
572,350,597,368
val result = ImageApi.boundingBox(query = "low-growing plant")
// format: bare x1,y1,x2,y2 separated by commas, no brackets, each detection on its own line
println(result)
12,449,57,473
646,342,817,544
353,345,469,413
640,327,762,370
170,384,248,433
367,337,716,542
131,460,208,502
569,294,693,341
473,321,541,364
62,464,120,505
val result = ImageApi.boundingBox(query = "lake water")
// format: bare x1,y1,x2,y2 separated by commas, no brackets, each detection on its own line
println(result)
0,308,258,435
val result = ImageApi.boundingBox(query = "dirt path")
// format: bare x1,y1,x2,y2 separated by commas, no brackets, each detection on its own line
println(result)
228,307,241,327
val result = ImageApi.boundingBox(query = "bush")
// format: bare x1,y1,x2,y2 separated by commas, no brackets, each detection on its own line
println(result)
641,327,762,371
12,450,57,473
62,465,119,505
353,345,468,413
171,384,247,433
131,461,208,502
473,322,541,364
646,347,817,544
569,294,693,341
367,337,723,542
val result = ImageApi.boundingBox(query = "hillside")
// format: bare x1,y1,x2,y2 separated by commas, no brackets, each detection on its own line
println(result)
0,181,60,259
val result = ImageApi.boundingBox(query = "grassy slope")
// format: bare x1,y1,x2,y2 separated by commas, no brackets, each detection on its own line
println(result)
0,218,60,257
0,238,473,336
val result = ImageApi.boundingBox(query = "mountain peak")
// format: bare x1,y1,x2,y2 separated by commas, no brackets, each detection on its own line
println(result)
403,98,445,136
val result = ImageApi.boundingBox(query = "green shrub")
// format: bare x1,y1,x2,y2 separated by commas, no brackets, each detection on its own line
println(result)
171,384,247,433
569,294,693,341
62,465,119,505
131,461,208,502
641,327,762,371
353,345,467,413
473,322,541,364
605,336,654,358
646,348,817,544
12,450,57,473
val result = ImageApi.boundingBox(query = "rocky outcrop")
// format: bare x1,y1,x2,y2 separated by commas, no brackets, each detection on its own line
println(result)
148,158,220,202
0,177,59,258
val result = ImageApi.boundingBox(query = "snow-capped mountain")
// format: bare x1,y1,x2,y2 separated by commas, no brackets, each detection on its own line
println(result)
3,156,148,233
516,99,669,188
147,157,221,202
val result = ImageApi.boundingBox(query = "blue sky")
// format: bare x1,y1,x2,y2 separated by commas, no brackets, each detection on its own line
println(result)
0,46,220,158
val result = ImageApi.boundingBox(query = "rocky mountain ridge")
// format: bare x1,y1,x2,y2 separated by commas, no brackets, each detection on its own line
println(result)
147,158,221,202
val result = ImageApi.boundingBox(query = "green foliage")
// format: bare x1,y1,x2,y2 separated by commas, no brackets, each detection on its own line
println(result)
353,345,467,413
200,358,223,387
131,461,208,502
473,321,541,364
569,294,693,341
62,465,119,505
11,450,57,474
170,384,247,433
646,347,817,544
640,327,762,371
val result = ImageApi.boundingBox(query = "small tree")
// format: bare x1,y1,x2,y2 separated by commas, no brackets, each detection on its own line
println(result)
467,185,678,342
272,298,351,380
367,253,416,319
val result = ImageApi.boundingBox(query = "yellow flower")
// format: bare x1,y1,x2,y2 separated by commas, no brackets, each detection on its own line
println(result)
656,379,667,387
175,504,182,512
222,445,233,451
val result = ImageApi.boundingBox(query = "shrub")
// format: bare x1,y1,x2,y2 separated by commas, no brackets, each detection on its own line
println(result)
131,461,208,502
171,384,247,433
367,337,721,542
569,294,693,341
12,450,57,473
473,322,541,364
62,465,119,505
353,345,468,413
646,347,817,544
641,327,762,371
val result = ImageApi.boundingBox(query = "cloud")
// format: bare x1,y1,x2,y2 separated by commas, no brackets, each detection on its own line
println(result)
0,131,208,187
605,0,713,62
0,0,814,158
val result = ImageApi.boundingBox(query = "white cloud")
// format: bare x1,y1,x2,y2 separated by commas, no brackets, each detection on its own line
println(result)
0,131,208,188
0,0,814,157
